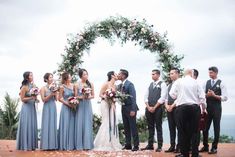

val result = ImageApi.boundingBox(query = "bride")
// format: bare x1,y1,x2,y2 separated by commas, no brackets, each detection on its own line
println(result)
94,71,122,151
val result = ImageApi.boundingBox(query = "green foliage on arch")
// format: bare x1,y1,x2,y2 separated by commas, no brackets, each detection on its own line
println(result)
57,16,183,82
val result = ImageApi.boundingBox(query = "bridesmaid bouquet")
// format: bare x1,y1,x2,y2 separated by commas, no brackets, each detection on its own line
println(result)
68,96,79,112
49,82,59,92
30,87,40,96
81,85,92,99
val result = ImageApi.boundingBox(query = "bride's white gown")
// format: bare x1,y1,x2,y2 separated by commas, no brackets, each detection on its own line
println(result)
94,99,122,151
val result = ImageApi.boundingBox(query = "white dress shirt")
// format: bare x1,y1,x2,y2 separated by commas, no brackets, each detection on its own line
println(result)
169,75,206,106
121,79,127,87
203,78,228,102
165,81,175,104
144,80,167,104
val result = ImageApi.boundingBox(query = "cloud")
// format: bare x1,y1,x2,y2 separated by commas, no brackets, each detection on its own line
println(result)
0,0,67,57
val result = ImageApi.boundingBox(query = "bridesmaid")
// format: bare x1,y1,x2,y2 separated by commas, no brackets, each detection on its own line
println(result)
40,73,58,150
16,71,38,150
75,68,94,150
58,72,76,150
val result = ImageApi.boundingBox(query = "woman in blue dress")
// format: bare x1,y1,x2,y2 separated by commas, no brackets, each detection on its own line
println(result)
16,71,38,150
75,68,94,150
40,73,58,150
58,72,76,150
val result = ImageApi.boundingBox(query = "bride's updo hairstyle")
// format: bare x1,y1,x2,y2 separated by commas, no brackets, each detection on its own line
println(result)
107,71,115,81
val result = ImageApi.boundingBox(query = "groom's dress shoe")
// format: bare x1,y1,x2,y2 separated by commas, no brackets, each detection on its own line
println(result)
122,145,132,150
132,146,139,151
155,147,162,152
141,145,154,150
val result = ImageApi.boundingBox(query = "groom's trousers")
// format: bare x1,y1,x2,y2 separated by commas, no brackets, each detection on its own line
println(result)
145,105,163,148
121,109,139,147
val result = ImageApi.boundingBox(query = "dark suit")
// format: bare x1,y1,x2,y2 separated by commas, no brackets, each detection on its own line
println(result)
120,80,139,147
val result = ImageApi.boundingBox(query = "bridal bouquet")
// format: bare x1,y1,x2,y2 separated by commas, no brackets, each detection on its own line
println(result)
68,96,79,112
49,82,59,92
81,85,92,99
105,89,116,106
30,87,40,96
115,91,132,105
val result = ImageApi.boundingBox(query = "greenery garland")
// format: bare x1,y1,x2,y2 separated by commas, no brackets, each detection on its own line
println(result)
56,16,183,82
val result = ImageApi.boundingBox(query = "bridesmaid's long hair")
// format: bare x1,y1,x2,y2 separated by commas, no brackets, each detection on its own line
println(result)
20,71,31,89
107,71,114,81
61,72,70,84
78,68,91,88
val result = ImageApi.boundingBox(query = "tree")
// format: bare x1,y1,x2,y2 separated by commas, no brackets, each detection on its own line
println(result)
0,93,19,139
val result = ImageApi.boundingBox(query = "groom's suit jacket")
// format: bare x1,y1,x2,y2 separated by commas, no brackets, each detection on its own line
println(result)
121,80,139,112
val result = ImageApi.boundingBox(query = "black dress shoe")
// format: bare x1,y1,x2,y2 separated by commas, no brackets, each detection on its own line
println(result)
208,148,217,154
122,145,132,150
132,146,139,151
199,146,209,152
155,147,162,152
165,146,175,153
141,145,154,150
175,154,184,157
174,147,180,153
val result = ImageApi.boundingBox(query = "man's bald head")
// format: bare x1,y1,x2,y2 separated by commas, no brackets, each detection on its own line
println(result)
184,69,193,77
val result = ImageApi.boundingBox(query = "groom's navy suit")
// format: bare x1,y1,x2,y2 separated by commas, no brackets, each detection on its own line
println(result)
120,80,139,147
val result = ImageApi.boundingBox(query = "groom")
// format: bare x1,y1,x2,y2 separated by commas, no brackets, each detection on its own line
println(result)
118,69,139,151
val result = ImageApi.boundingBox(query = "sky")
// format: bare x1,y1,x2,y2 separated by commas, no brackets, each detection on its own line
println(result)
0,0,235,123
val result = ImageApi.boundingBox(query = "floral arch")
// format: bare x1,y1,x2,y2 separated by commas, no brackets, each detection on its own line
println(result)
56,16,183,82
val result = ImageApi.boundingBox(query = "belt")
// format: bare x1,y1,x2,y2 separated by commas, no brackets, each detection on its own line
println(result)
177,104,198,108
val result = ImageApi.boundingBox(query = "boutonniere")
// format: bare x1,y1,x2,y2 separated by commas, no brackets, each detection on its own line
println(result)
156,84,160,88
216,84,220,88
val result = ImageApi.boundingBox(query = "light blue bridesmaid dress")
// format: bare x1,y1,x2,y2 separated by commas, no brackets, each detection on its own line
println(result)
16,83,38,150
40,87,58,150
58,85,75,150
75,82,94,150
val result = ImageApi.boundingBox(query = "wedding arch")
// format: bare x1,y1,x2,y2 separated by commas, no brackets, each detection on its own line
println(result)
56,16,183,82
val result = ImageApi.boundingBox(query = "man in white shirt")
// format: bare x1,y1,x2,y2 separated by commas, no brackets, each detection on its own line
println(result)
141,69,167,152
170,69,206,157
199,66,228,154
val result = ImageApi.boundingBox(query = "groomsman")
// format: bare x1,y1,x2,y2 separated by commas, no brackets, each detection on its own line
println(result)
192,69,199,80
165,67,180,153
141,69,167,152
200,66,228,154
170,69,206,157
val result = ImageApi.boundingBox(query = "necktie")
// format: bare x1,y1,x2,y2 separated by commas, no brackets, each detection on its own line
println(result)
211,80,215,86
153,82,157,89
120,83,124,92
